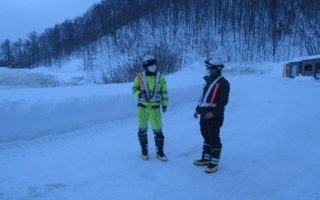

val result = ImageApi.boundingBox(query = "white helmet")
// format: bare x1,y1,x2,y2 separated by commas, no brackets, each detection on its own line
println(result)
143,55,156,68
205,57,224,69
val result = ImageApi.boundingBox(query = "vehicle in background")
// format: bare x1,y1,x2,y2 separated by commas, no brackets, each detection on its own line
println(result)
283,55,320,80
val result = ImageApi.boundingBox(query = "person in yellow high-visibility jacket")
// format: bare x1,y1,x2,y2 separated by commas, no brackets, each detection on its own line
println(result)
132,55,169,161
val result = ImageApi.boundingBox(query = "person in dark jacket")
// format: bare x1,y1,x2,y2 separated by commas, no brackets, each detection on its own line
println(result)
193,58,230,173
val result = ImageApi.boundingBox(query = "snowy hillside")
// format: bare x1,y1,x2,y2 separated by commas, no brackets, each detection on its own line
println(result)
1,63,320,200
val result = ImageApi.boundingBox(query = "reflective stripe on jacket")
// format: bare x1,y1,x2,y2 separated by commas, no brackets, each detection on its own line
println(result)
198,76,221,108
196,75,230,115
132,71,168,107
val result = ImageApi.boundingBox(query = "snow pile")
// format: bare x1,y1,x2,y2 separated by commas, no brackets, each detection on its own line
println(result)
0,68,59,88
0,60,280,88
0,76,202,143
0,62,284,142
0,59,91,88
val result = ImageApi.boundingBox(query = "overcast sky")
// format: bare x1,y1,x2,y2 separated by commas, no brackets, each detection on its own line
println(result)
0,0,101,42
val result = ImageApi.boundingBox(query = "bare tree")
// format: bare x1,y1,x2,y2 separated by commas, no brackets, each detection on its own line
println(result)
0,39,13,67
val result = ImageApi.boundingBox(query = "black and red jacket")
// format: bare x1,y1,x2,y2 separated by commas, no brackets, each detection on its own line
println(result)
196,74,230,115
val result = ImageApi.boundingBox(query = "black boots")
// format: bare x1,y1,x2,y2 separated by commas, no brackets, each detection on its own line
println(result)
138,132,148,160
138,131,167,161
155,135,167,161
194,144,221,173
193,144,211,166
205,148,221,173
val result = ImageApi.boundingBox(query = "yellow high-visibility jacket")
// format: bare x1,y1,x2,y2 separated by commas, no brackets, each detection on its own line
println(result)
132,71,168,108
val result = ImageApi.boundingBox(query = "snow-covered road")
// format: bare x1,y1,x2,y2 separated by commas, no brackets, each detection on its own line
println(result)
1,73,320,200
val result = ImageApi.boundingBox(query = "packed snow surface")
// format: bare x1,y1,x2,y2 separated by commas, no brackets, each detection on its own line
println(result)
0,63,319,200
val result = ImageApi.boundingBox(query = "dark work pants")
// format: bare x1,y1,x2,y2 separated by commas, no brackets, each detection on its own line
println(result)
199,113,224,150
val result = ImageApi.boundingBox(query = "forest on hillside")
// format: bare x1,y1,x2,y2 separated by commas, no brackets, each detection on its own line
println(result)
0,0,319,71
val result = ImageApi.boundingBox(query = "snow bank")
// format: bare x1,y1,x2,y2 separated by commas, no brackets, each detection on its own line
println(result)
0,59,90,88
0,77,201,143
0,62,283,143
0,68,59,88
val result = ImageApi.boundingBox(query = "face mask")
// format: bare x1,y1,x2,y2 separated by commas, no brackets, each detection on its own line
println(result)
207,68,219,76
147,65,157,73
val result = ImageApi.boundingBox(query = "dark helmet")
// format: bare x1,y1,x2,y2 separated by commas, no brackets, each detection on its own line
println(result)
205,58,224,70
143,55,157,68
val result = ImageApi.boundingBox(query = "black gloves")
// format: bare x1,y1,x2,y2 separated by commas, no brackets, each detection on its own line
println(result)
139,91,148,100
162,106,167,113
